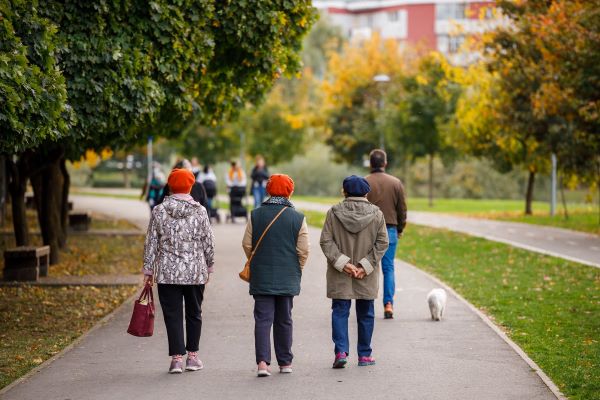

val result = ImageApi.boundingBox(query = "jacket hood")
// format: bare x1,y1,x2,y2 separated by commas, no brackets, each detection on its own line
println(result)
161,197,200,219
332,198,380,233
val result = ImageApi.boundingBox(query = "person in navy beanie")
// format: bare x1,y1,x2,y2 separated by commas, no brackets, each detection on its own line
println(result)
320,175,389,369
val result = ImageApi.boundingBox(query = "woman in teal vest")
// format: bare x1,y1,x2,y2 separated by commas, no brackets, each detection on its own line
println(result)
242,174,310,377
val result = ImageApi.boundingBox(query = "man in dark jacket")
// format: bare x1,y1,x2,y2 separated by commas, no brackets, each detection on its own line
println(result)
242,174,309,377
157,159,208,208
365,149,407,319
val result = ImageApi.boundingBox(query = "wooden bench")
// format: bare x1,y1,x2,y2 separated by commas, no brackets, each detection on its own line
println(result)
69,212,91,231
3,246,50,281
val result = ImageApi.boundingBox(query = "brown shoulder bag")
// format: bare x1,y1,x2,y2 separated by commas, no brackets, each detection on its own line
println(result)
239,206,289,282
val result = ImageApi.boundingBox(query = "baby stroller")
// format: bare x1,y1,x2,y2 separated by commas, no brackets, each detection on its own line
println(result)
227,185,248,223
203,179,220,224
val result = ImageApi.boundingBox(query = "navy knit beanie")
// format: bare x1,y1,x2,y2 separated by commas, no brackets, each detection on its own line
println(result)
343,175,370,197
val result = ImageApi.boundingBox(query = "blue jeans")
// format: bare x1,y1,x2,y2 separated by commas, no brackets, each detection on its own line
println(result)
382,226,398,306
331,299,375,357
252,185,267,208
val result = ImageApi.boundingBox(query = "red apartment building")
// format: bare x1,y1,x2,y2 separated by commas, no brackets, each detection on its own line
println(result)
313,0,500,62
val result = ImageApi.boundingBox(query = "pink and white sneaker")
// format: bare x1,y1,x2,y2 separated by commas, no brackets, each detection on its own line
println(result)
169,355,183,374
186,352,204,371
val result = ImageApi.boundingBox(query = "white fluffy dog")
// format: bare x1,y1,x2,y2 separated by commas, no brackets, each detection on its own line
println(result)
427,288,447,321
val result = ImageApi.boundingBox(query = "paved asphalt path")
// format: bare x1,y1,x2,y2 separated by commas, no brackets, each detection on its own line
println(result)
294,200,600,268
1,196,557,400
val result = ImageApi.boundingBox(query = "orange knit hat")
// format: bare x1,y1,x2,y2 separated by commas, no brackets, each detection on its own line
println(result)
266,174,294,197
167,168,195,194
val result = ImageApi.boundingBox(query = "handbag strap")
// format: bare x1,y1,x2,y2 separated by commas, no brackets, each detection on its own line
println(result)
248,206,289,263
139,283,154,303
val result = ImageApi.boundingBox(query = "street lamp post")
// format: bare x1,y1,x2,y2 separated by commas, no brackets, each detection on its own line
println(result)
373,74,391,150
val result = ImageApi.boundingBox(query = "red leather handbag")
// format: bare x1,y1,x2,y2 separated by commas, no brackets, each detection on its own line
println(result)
127,283,155,337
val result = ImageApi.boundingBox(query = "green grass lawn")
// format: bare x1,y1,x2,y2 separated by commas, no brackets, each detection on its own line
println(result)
295,195,599,234
487,211,600,235
70,190,140,200
301,210,600,400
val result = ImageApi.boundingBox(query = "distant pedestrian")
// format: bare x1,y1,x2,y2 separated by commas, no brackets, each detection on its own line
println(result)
190,157,201,179
226,160,247,188
142,162,166,210
250,155,270,208
242,174,309,377
197,165,218,210
142,168,215,374
158,159,208,208
365,149,407,319
320,175,388,369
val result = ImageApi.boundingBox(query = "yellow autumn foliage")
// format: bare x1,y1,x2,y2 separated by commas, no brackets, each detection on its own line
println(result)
323,33,409,110
72,148,113,169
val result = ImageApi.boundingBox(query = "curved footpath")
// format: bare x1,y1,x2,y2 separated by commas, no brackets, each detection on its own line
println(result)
294,200,600,269
0,196,559,400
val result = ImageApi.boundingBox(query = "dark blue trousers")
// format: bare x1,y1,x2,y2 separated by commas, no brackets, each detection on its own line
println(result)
253,295,294,366
331,299,375,357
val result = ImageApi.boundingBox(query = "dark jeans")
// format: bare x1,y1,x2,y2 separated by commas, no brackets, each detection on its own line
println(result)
331,299,375,357
157,284,205,356
253,295,294,366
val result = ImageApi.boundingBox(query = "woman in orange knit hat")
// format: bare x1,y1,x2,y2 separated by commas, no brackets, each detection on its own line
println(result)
143,168,215,374
242,174,310,377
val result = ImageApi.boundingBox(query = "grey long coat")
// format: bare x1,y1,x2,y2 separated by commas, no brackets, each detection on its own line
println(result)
320,197,389,300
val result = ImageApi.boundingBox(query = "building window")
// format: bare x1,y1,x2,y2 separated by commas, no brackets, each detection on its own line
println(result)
438,35,465,53
388,10,399,22
436,3,466,20
367,14,374,28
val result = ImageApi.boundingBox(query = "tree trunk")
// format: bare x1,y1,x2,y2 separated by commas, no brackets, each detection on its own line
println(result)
428,153,434,207
403,158,410,196
559,174,569,220
39,159,63,265
123,168,130,188
31,147,66,265
525,169,536,215
0,155,6,228
7,157,30,246
59,158,70,248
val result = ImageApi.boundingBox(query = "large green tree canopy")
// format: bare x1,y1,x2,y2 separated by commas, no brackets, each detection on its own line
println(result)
35,0,317,153
0,0,71,154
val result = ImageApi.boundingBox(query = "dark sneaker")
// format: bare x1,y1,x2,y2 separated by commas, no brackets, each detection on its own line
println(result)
186,352,204,371
384,302,394,319
358,356,376,366
332,352,348,369
169,356,183,374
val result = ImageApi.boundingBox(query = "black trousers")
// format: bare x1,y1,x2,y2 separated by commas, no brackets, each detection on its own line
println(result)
157,284,205,356
253,295,294,366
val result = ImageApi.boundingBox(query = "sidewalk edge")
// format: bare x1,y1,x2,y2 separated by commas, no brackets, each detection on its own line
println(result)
0,290,139,397
398,259,567,400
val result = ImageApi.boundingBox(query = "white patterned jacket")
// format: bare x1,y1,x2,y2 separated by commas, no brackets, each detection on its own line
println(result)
142,196,215,284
